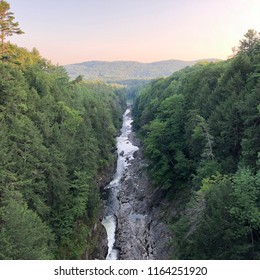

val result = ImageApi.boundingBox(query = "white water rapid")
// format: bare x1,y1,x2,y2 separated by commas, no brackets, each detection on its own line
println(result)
101,108,139,260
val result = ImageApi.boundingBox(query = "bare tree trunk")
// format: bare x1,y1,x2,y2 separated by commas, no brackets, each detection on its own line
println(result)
1,31,4,60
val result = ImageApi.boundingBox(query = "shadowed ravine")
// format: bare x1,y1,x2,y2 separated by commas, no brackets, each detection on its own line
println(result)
101,108,172,260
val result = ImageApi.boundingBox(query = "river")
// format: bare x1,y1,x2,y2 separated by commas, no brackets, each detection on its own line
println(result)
101,108,172,260
101,108,139,260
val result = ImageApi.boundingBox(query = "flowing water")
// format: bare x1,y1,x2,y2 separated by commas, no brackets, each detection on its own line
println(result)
101,108,139,260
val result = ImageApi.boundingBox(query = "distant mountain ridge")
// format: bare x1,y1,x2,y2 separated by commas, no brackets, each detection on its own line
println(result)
64,59,219,81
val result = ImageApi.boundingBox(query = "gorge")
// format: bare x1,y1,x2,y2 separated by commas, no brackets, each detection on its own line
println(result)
101,108,173,260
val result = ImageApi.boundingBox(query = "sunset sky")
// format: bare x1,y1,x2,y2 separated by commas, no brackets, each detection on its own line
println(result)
9,0,260,65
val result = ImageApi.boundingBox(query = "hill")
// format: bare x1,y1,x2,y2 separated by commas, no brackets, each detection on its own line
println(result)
64,59,219,81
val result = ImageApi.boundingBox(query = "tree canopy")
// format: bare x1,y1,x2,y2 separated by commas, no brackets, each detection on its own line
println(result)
0,43,126,259
133,30,260,259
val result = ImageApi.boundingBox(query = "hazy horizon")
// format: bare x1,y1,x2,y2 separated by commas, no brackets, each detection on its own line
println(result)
9,0,260,65
65,57,220,66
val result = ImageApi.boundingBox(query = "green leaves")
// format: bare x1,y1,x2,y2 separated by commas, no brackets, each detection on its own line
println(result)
230,169,260,229
173,171,260,259
0,190,54,260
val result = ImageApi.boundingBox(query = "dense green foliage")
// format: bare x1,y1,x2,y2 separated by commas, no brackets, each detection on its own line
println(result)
133,30,260,259
0,45,126,259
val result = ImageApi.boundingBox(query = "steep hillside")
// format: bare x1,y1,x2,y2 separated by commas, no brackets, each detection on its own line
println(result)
133,30,260,259
0,44,126,260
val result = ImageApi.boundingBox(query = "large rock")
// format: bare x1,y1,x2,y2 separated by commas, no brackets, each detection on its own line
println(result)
91,221,108,260
83,220,108,260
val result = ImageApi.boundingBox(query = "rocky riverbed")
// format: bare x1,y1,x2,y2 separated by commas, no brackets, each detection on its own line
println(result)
115,131,173,259
99,109,173,260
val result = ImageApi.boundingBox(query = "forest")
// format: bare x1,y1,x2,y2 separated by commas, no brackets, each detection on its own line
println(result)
0,44,126,259
133,29,260,259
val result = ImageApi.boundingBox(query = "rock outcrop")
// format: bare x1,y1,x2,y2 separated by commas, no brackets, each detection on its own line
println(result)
90,221,109,260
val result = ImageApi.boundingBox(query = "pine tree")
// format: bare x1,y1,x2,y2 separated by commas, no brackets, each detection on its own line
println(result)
0,0,24,60
239,29,260,54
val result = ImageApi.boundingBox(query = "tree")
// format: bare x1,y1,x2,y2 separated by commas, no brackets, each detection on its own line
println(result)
239,29,260,54
0,0,24,59
194,115,214,160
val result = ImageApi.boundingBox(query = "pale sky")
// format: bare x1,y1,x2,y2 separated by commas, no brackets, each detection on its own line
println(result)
8,0,260,65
